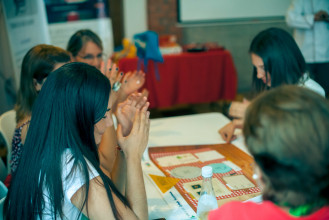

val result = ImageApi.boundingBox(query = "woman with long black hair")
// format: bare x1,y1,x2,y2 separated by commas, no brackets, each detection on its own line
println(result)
219,28,325,143
4,62,149,219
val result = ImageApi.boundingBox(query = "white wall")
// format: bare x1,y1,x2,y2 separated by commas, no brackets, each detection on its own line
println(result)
178,0,291,23
123,0,147,40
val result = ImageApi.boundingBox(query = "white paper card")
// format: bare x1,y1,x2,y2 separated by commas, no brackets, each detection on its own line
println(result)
195,150,225,162
223,175,255,190
157,153,199,167
183,178,231,199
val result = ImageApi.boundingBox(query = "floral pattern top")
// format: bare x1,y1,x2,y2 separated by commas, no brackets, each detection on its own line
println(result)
10,120,30,173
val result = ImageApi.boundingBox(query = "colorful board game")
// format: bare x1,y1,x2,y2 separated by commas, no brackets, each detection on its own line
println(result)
148,144,261,211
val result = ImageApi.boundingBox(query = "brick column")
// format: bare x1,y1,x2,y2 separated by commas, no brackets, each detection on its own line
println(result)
147,0,182,44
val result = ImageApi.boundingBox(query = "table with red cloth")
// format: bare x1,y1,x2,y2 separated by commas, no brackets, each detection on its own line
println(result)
118,50,237,109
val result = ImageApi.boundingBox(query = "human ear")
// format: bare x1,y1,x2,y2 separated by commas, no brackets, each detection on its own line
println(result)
69,53,76,62
33,78,42,92
33,78,47,92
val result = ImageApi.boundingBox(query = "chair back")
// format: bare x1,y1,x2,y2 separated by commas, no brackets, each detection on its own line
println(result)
0,160,7,183
0,180,7,220
0,196,5,220
0,182,7,201
0,110,16,173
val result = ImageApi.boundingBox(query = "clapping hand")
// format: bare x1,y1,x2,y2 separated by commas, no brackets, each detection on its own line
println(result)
100,59,123,88
117,103,150,160
116,93,149,137
121,70,146,95
100,60,125,108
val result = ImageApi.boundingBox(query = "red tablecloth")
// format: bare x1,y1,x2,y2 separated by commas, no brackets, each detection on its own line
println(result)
118,50,237,108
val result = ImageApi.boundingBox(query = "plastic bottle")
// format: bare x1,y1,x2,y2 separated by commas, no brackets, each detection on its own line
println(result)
196,166,218,220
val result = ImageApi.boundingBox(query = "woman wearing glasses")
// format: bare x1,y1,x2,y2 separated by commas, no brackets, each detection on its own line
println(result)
4,62,150,219
67,29,148,195
67,29,147,98
67,29,104,69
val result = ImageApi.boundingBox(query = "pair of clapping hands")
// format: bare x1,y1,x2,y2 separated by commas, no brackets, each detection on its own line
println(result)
218,99,250,143
116,93,150,159
102,60,150,158
101,60,146,100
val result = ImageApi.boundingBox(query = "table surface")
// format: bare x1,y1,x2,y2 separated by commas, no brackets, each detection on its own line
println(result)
148,143,257,212
119,50,237,108
143,112,254,219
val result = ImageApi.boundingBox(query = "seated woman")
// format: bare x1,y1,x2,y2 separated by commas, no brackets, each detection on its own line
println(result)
4,62,150,219
67,29,147,101
219,28,325,142
11,44,70,174
210,85,329,220
67,30,149,194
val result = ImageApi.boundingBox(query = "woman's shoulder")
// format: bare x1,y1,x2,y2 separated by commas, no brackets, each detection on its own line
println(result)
61,149,100,199
61,149,99,176
298,74,325,97
16,116,31,128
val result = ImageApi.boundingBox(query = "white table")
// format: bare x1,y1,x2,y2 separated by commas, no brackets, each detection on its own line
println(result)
143,112,250,219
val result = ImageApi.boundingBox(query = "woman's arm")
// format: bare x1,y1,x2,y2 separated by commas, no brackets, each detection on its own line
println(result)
228,99,250,119
71,176,140,220
98,93,149,194
117,105,150,220
71,105,150,220
218,119,244,143
109,148,126,195
98,125,118,171
97,120,127,196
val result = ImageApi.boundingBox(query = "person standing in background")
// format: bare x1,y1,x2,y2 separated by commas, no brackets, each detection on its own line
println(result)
286,0,329,97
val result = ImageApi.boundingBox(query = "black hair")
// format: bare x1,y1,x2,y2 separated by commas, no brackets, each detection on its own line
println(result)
249,28,306,93
5,62,129,219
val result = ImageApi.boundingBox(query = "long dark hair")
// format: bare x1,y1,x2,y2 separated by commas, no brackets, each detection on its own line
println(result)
67,29,103,57
15,44,71,123
5,63,129,219
249,28,306,93
243,85,329,211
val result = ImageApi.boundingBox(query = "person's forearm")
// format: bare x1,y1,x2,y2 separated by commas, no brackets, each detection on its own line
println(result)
232,118,244,129
98,125,117,174
126,157,148,220
110,150,127,195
